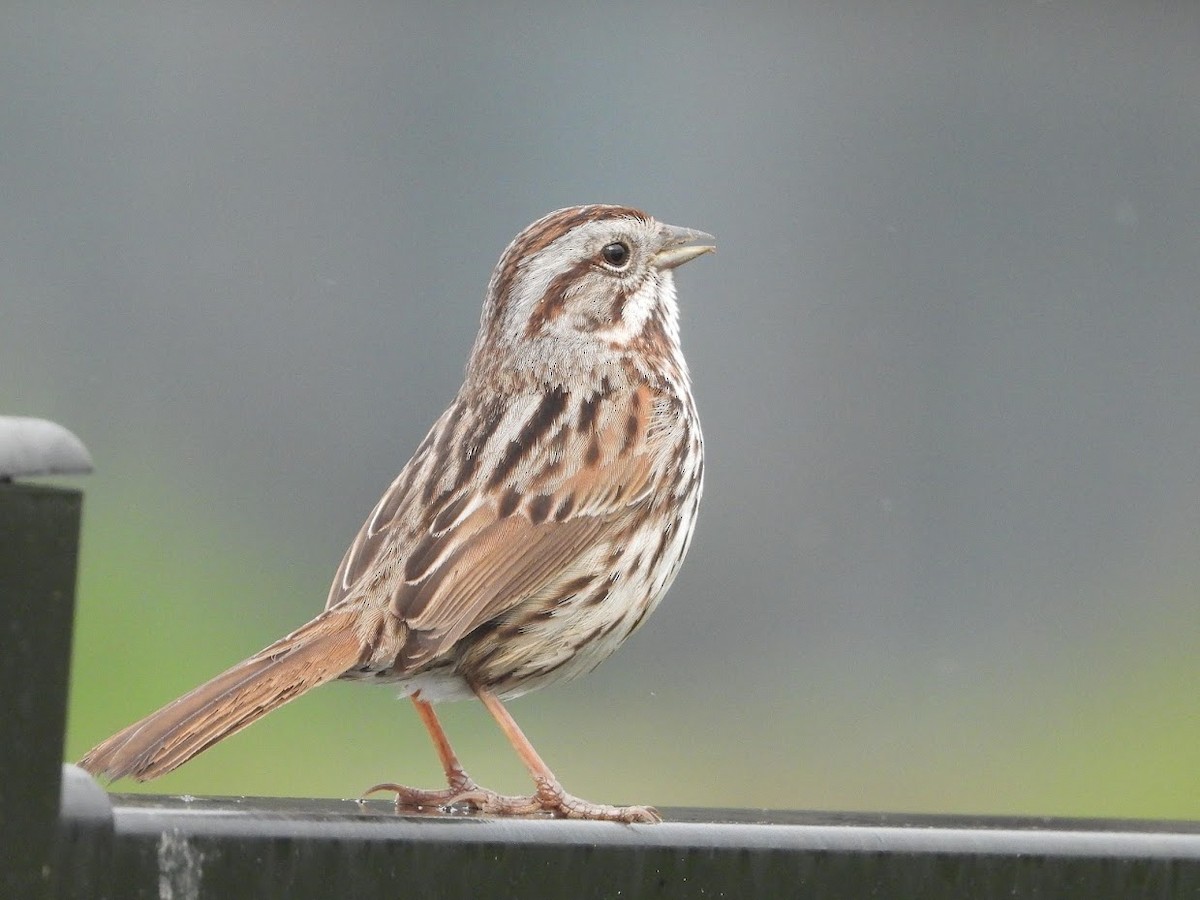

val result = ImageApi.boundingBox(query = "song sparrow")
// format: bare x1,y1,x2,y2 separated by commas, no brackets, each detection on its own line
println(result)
80,204,713,823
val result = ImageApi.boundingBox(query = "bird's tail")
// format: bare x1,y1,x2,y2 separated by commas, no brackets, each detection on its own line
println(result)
78,605,369,782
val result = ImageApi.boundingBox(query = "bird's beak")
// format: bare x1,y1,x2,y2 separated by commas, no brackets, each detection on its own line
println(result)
654,223,716,270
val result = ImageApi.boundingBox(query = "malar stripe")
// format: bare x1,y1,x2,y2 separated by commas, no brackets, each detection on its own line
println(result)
609,285,632,322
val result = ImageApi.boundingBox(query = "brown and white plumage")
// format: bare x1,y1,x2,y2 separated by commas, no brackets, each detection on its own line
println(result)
80,205,713,822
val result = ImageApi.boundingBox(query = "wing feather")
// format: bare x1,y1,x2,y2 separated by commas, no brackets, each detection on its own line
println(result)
326,383,673,673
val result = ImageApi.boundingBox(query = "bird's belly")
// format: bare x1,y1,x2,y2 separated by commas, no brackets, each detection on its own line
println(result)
459,517,696,699
464,591,656,699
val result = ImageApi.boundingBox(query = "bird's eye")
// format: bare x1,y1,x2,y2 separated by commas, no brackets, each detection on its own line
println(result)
600,241,631,268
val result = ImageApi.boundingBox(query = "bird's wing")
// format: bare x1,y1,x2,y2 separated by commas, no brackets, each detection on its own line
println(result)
325,385,669,666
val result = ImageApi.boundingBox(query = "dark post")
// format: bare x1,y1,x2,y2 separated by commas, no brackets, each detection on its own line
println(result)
0,417,92,900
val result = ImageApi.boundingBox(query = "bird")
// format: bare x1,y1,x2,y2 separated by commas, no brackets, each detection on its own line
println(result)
79,204,713,823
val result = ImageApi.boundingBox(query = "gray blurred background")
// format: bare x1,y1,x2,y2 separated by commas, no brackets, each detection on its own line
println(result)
5,2,1199,817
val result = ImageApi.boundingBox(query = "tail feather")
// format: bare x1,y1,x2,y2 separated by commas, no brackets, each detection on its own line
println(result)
79,607,368,782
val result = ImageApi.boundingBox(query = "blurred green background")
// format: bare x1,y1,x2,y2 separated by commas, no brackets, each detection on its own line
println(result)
4,2,1199,818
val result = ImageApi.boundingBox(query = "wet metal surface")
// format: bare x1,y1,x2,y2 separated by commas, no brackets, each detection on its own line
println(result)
53,775,1200,899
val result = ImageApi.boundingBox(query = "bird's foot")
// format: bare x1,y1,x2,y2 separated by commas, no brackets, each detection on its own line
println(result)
361,774,659,822
528,776,662,823
361,772,540,816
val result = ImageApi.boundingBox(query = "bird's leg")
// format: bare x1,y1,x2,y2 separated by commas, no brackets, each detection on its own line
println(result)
411,695,476,791
472,686,662,824
363,691,659,822
362,695,538,813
